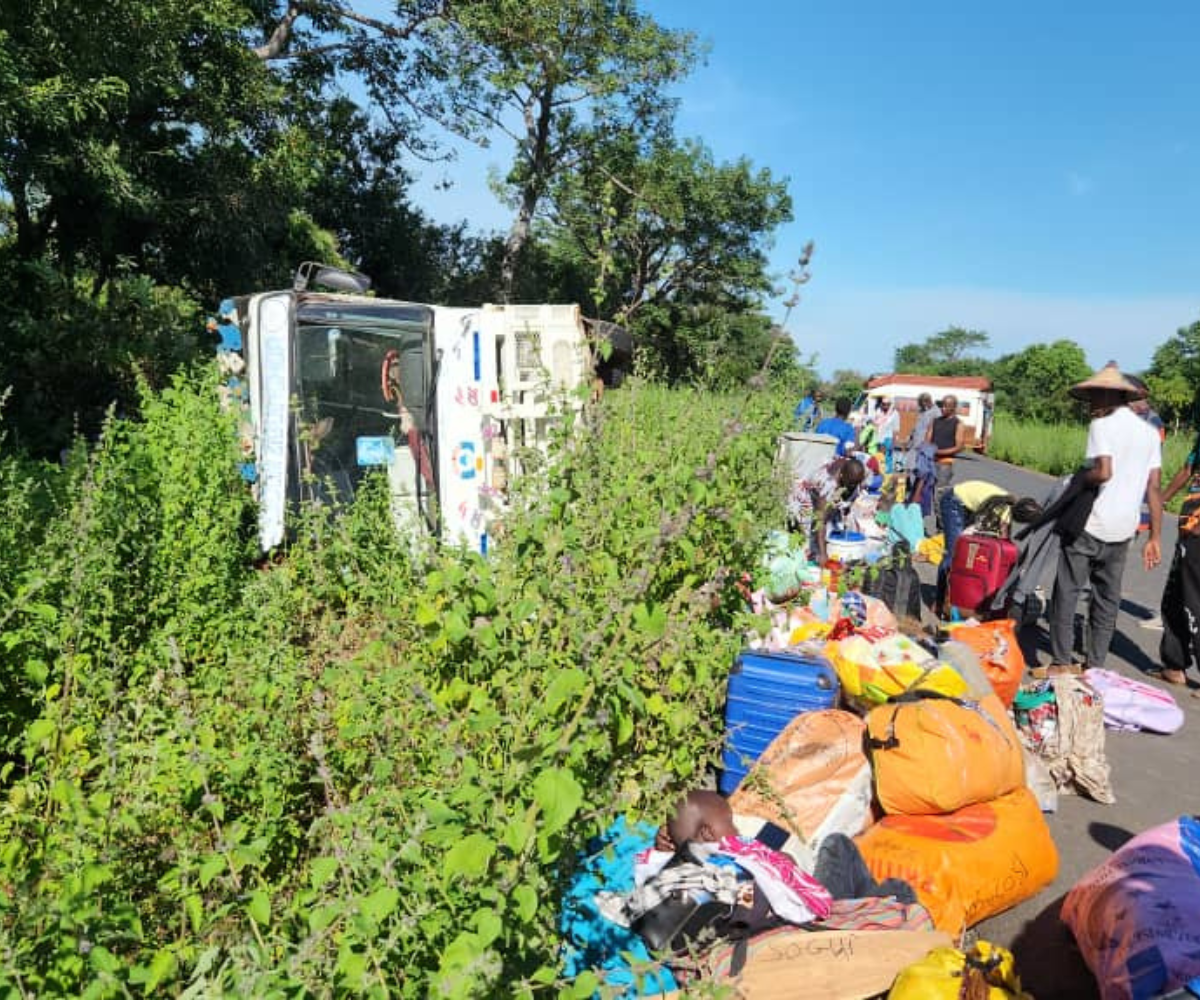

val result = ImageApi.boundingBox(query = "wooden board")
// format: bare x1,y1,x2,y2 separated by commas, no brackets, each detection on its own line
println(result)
666,928,953,1000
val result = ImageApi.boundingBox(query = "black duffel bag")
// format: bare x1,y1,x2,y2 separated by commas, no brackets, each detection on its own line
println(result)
862,540,923,622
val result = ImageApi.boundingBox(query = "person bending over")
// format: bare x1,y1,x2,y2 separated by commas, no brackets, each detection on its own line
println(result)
935,481,1043,618
788,457,866,563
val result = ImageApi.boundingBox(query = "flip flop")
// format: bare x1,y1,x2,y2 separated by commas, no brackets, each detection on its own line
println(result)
1029,664,1082,679
1155,668,1189,686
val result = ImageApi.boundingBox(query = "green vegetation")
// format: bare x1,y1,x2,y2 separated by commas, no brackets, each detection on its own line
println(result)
987,412,1087,476
0,0,804,458
0,374,788,996
990,411,1193,493
1145,318,1200,431
887,328,1200,433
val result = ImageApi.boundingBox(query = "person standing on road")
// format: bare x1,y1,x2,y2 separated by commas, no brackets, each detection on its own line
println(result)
1152,426,1200,688
815,397,857,457
903,392,937,503
872,397,900,471
794,389,824,431
927,395,967,526
1045,363,1162,675
907,393,937,459
1126,374,1169,630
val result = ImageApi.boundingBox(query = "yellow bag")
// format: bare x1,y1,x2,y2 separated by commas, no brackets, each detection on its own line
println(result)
888,941,1032,999
828,634,968,705
865,691,1024,816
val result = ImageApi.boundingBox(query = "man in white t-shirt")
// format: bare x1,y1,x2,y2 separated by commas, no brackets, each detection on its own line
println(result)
1047,363,1163,672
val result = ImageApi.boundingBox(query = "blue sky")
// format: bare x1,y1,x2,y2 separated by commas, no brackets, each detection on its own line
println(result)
409,0,1200,377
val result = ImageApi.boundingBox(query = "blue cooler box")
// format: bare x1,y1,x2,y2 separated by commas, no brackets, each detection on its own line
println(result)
719,649,840,795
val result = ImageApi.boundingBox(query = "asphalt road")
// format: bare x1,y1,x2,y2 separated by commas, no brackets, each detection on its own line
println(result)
932,453,1197,999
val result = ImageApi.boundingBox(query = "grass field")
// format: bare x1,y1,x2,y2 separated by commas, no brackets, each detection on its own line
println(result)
990,412,1192,491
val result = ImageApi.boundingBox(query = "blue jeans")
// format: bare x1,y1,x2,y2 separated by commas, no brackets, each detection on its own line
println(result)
936,490,969,610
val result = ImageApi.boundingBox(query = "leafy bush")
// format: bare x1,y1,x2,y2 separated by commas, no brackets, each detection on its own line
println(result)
0,374,791,996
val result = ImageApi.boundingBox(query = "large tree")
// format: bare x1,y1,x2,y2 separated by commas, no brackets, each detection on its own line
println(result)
1145,319,1200,428
539,130,791,382
546,132,791,322
450,0,696,299
990,339,1091,423
893,327,990,375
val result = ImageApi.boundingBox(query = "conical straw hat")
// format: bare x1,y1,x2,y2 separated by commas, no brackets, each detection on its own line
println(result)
1069,361,1147,401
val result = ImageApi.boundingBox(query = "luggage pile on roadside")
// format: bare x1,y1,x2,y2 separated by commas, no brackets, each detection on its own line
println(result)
559,438,1191,998
727,611,1059,942
559,561,1056,996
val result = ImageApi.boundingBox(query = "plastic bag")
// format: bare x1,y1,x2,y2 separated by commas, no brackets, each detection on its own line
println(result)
829,633,968,706
856,787,1059,933
944,619,1026,707
1014,677,1115,804
888,941,1032,999
729,710,873,870
866,691,1024,816
1083,667,1185,734
1063,816,1200,1000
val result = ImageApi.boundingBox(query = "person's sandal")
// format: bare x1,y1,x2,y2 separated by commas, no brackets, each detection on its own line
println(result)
1029,663,1082,679
1157,668,1188,686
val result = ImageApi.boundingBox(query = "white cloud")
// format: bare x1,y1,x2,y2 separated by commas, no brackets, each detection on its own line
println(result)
787,285,1200,378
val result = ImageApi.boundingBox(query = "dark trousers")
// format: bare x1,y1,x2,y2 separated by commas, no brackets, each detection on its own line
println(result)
1050,530,1130,668
933,462,954,529
1160,533,1200,673
936,490,970,610
813,834,916,904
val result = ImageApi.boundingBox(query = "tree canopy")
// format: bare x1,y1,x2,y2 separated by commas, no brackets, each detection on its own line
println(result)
0,0,796,454
990,340,1091,423
1145,319,1200,428
892,327,991,375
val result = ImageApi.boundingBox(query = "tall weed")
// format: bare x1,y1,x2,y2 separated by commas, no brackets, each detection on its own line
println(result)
0,373,792,997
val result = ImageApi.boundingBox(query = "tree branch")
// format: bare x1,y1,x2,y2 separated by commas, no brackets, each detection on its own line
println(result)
253,0,451,61
255,5,302,60
330,1,450,41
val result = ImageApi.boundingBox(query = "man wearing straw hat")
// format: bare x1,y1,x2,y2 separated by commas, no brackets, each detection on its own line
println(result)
1045,362,1163,675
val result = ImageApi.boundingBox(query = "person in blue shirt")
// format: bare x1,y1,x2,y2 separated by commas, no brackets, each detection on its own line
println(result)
794,389,824,430
815,397,857,456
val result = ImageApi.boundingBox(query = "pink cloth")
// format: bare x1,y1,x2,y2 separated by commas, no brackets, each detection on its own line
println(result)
1082,667,1185,734
703,836,833,923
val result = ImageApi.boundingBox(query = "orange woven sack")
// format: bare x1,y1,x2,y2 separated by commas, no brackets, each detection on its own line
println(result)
946,619,1025,706
729,709,873,841
866,691,1023,816
855,786,1058,934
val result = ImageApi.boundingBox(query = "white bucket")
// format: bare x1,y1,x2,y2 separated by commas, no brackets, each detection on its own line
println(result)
826,530,868,563
777,431,838,483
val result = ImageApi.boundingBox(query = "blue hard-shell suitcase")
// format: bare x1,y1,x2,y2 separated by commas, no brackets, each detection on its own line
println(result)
719,649,840,795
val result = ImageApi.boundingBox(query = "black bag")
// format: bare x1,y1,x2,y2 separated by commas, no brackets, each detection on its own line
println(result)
863,541,922,621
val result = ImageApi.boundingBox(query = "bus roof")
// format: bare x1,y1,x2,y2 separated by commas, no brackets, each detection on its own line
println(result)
865,373,992,392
